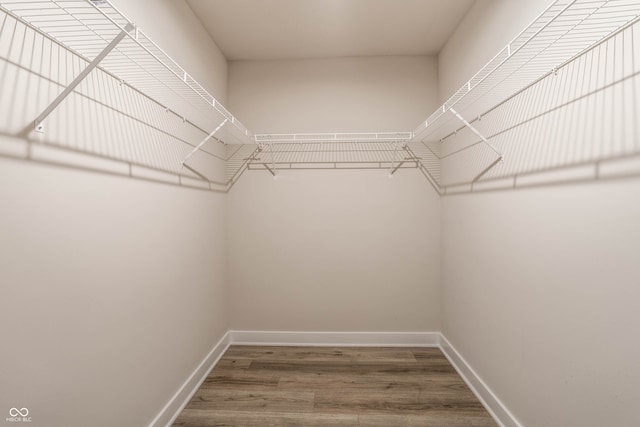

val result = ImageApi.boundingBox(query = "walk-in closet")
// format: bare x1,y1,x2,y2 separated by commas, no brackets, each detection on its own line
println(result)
1,0,639,426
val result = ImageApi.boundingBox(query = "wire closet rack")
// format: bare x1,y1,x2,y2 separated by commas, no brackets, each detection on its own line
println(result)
0,0,253,191
248,0,640,193
0,0,252,142
250,132,416,173
411,0,640,193
0,0,639,193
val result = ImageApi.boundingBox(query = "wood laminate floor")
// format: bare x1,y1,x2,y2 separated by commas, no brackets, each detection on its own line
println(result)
173,346,497,427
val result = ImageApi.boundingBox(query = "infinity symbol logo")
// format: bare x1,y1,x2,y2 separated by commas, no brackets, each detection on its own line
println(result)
9,408,29,417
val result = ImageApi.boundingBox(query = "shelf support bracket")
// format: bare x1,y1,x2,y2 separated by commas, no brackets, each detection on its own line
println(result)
182,118,228,166
390,160,406,175
268,142,277,177
245,146,275,177
449,108,503,161
33,23,135,133
471,157,502,191
389,140,400,175
389,140,410,175
261,163,276,177
181,118,228,182
182,164,209,181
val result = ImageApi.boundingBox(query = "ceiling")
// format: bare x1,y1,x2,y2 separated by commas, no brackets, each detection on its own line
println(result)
185,0,476,61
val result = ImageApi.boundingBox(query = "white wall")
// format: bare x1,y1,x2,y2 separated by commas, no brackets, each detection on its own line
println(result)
0,1,229,426
439,1,640,426
228,56,438,132
228,170,440,332
227,56,441,332
0,161,228,427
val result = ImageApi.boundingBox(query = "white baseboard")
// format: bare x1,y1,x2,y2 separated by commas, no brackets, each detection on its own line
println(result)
152,330,518,427
439,334,521,427
149,331,231,427
228,330,440,347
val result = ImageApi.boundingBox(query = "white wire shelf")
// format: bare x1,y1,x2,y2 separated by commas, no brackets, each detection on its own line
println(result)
247,133,419,179
413,0,640,145
254,132,413,144
255,142,412,163
2,0,639,193
0,0,253,145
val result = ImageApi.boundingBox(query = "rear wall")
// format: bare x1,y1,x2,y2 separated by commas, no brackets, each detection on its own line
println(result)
227,56,441,332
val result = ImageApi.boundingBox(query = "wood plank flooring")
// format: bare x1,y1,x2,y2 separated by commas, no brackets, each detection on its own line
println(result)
172,346,497,427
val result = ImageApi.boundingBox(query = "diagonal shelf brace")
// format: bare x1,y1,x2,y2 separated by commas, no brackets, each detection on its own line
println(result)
449,107,504,186
246,145,276,177
182,118,228,165
181,118,228,182
34,22,135,133
390,160,405,175
268,142,277,176
472,157,503,186
261,163,276,177
449,108,504,161
389,140,413,175
183,164,209,181
388,140,402,175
